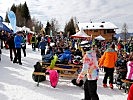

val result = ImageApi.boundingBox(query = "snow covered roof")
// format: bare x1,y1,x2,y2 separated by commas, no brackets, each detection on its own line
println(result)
78,22,118,30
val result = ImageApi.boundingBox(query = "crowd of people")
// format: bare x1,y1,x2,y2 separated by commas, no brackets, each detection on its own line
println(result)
0,30,133,100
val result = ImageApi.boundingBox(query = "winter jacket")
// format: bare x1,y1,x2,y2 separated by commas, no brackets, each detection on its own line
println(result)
38,40,47,50
58,49,72,62
6,35,15,49
128,84,133,100
14,35,22,48
99,48,117,68
46,69,59,88
126,61,133,80
77,50,99,81
30,35,36,43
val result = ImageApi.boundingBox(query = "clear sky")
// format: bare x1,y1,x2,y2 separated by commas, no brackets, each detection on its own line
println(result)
0,0,133,33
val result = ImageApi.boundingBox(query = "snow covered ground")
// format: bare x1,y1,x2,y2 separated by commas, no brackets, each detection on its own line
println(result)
0,44,128,100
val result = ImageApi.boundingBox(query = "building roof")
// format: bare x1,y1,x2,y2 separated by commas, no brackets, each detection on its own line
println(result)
78,22,118,30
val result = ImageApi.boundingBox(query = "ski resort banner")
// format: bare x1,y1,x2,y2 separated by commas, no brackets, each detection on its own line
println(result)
8,11,16,33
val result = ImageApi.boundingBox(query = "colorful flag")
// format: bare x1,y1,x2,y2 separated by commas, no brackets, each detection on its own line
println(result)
8,11,16,33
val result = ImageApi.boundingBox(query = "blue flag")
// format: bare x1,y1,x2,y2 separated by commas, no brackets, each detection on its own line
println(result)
0,16,3,22
8,11,16,33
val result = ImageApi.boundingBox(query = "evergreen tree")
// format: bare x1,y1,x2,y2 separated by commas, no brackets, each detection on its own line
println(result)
21,2,31,26
64,17,76,36
21,2,31,20
45,21,51,35
16,4,23,26
10,4,16,13
4,2,43,33
50,18,59,36
5,12,9,22
121,23,128,42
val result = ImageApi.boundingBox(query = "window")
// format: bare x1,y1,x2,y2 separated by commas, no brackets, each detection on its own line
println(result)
94,30,98,32
106,29,115,33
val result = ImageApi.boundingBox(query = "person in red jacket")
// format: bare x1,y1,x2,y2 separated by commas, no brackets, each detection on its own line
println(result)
128,84,133,100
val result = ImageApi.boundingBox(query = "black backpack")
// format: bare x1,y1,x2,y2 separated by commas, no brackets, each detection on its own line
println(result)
32,62,46,82
71,79,84,87
31,36,35,42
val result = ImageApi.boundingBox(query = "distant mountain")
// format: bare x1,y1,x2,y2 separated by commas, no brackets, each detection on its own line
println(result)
114,33,133,39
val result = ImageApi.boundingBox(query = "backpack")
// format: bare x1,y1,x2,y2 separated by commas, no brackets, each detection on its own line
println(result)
32,62,46,82
71,79,84,87
31,36,35,42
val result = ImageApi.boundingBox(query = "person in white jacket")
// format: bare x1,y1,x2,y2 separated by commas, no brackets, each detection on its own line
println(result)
76,46,99,100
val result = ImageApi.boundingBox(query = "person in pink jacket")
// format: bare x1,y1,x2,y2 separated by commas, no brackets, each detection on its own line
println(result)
126,52,133,81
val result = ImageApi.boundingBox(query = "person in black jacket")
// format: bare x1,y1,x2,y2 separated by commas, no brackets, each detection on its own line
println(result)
6,34,16,61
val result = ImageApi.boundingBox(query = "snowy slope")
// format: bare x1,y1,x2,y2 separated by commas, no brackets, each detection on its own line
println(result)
0,44,128,100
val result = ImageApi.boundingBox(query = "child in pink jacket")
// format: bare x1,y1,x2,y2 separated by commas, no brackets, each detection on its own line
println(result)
126,53,133,81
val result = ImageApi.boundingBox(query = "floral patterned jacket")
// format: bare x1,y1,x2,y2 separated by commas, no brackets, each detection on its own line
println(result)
77,50,99,81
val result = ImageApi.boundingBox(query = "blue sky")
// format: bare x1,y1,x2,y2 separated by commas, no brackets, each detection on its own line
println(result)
0,0,133,33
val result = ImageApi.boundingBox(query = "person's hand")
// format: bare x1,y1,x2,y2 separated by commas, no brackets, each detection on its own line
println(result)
68,61,71,64
76,79,80,84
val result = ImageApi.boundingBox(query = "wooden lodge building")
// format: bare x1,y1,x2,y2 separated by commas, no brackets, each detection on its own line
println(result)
77,21,118,41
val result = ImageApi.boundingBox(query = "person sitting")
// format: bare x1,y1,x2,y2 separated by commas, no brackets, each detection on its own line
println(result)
42,46,54,63
58,47,72,64
56,47,63,56
74,48,82,57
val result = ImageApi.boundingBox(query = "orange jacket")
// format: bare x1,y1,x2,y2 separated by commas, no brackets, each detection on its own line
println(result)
99,48,117,68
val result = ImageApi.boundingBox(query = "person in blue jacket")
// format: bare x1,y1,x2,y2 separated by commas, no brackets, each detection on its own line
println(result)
38,38,47,56
58,47,72,64
13,31,23,65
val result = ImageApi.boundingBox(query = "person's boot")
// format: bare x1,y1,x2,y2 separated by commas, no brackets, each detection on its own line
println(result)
110,83,113,89
103,84,107,88
19,62,22,65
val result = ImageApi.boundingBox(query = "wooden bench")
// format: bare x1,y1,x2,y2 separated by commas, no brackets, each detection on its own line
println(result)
121,79,133,93
33,61,82,86
33,72,46,76
46,66,78,71
46,66,78,77
40,62,82,78
40,62,82,68
32,72,46,86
